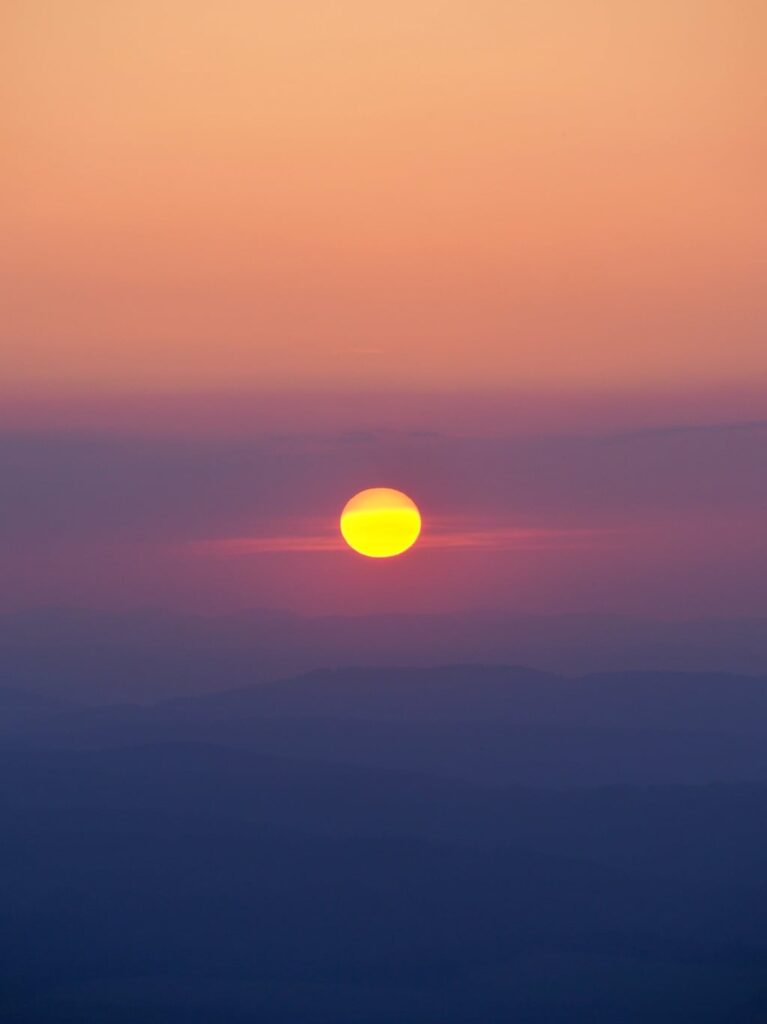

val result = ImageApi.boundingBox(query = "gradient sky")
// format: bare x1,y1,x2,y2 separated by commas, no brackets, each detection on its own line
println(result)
4,0,765,393
2,1,766,616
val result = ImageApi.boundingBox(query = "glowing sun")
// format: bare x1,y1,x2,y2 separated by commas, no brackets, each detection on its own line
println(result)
340,488,422,558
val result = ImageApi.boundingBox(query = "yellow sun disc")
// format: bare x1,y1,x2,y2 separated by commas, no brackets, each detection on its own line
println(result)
340,488,421,558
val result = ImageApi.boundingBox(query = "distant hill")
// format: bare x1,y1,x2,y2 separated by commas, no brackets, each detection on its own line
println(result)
7,664,767,786
0,686,75,733
2,742,766,880
4,607,767,702
163,664,767,733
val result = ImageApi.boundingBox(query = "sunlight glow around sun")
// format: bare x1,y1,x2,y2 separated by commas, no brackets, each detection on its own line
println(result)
340,488,422,558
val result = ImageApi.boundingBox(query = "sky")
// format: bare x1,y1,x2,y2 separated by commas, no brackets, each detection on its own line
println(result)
2,1,766,617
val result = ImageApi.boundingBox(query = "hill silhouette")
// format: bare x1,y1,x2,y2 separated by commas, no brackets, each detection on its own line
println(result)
12,664,767,786
4,607,767,702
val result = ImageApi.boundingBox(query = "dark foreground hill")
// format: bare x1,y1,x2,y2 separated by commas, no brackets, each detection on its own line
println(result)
2,665,767,1021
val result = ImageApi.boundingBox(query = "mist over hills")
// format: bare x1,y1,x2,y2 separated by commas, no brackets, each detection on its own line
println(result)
3,633,767,1019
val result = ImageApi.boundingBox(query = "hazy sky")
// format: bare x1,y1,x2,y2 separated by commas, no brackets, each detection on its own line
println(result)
2,2,766,617
1,422,765,616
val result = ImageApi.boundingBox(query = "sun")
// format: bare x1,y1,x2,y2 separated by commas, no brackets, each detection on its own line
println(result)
340,488,421,558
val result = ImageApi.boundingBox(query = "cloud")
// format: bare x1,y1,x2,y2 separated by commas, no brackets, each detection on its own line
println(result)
193,524,608,557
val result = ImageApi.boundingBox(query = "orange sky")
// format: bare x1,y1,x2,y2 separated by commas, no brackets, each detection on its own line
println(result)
3,0,765,395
